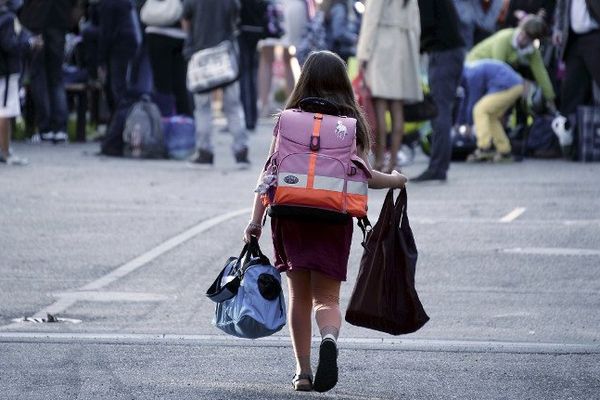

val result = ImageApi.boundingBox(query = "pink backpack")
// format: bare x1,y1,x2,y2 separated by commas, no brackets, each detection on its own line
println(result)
260,107,371,222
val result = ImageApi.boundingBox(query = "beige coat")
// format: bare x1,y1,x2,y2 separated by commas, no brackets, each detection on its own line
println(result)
356,0,423,101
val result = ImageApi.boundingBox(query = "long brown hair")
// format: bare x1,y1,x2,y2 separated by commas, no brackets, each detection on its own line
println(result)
285,50,371,151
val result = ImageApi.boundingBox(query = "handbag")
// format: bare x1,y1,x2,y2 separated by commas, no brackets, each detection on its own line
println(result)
140,0,183,27
207,239,286,339
352,69,377,145
345,188,429,335
186,40,240,94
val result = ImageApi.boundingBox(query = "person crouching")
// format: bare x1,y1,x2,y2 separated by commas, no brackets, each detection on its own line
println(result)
459,59,524,162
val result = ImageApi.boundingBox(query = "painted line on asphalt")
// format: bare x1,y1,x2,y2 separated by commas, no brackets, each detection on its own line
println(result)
81,208,251,291
499,207,527,223
0,208,250,331
410,217,600,226
503,247,600,256
0,332,598,355
52,291,174,302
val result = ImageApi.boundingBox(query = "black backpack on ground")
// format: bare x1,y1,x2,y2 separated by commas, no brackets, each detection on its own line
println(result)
122,95,165,158
526,115,561,158
101,94,165,158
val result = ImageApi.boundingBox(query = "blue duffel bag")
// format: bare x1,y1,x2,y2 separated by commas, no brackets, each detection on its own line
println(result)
207,239,286,339
162,116,196,160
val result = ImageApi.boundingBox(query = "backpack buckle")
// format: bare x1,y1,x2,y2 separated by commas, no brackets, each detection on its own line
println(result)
310,136,320,151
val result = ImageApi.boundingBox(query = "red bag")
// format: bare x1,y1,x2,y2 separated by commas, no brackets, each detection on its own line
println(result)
352,70,377,145
345,188,429,335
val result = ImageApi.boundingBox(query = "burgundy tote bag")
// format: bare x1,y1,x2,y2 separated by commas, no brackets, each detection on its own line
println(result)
345,188,429,335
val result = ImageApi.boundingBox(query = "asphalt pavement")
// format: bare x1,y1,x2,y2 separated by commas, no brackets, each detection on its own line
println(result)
1,118,599,399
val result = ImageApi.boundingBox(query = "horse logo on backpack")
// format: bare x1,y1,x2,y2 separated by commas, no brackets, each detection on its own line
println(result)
258,98,371,232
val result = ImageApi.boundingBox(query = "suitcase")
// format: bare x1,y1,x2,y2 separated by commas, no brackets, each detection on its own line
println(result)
575,106,600,162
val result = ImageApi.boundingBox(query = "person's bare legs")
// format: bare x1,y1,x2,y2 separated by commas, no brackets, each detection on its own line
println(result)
373,98,389,171
311,271,341,339
258,45,275,117
388,100,405,172
282,47,296,98
311,271,342,392
286,269,313,385
0,118,10,158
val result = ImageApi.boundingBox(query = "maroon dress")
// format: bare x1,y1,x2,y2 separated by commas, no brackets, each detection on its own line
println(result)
271,217,354,282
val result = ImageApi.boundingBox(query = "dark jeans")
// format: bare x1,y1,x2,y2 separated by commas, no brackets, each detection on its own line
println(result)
238,33,260,130
82,23,99,80
147,33,190,116
560,30,600,116
29,28,68,133
427,47,465,175
105,40,139,111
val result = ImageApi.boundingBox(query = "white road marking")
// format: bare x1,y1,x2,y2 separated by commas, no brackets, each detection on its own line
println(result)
0,208,250,330
407,217,600,226
81,208,251,291
0,332,598,355
52,291,174,302
499,207,527,223
503,247,600,256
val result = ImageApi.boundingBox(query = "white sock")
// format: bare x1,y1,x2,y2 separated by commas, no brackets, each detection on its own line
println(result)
322,333,336,343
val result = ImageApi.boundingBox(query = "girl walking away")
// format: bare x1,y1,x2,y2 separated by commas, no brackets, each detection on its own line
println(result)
0,0,42,165
244,51,407,393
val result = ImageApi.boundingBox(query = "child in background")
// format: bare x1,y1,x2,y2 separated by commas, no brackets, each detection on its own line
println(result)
0,0,42,165
244,51,407,393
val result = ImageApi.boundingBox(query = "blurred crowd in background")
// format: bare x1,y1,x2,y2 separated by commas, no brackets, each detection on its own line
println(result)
0,0,598,170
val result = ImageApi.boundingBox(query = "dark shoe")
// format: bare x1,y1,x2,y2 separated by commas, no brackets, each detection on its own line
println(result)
466,148,495,163
313,338,338,393
292,373,313,391
412,169,446,182
234,147,250,167
189,149,214,166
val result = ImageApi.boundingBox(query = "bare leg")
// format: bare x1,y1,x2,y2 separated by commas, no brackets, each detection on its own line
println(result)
311,271,342,340
286,270,313,378
388,100,405,172
282,47,296,98
258,45,275,117
373,98,388,171
0,117,10,157
311,271,341,393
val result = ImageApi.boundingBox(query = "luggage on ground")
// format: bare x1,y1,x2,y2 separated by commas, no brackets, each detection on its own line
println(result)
162,115,196,160
575,105,600,162
122,96,165,158
526,114,562,158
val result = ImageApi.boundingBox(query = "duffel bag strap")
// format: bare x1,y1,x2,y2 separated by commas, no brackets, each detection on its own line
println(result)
357,216,372,248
